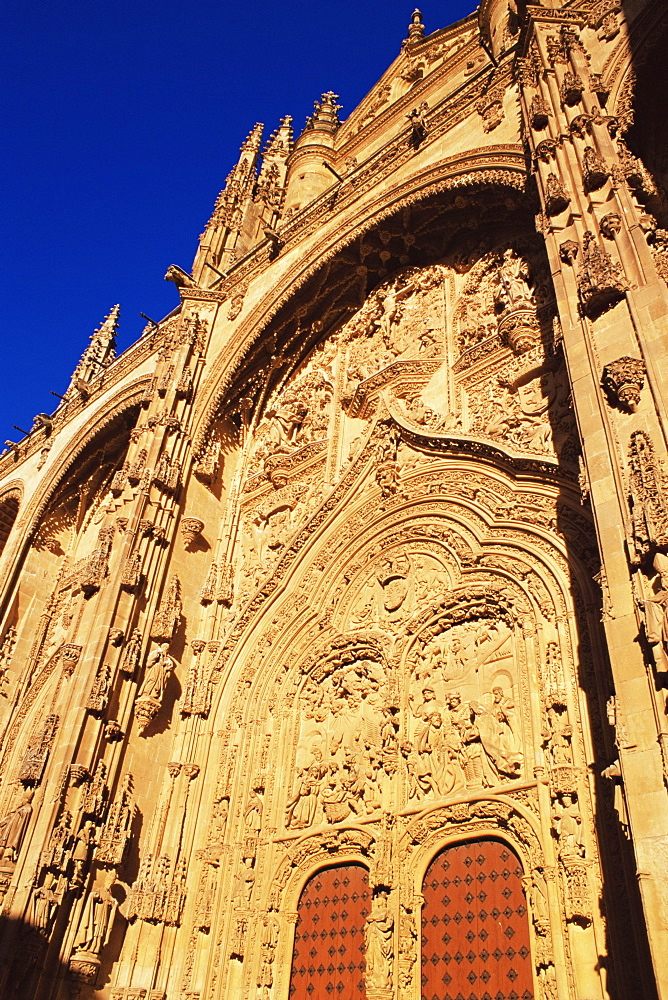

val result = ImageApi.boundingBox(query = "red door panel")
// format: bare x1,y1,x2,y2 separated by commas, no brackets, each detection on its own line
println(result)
289,862,371,1000
422,838,533,1000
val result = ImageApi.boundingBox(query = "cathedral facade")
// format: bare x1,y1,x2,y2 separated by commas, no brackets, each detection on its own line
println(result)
0,1,667,998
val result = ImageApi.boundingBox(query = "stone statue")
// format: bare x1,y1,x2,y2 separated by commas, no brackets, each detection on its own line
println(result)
640,551,668,671
75,878,118,955
365,889,394,989
0,789,34,862
244,790,263,833
138,642,175,703
494,249,534,312
234,856,256,906
552,792,584,857
264,398,307,455
72,820,96,882
33,874,59,933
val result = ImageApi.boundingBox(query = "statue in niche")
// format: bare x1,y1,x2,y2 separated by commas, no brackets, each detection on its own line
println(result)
640,551,668,672
0,789,34,863
264,398,308,456
137,643,175,703
365,889,394,990
33,874,59,933
494,249,535,313
544,705,572,765
74,876,118,955
244,790,263,833
135,642,176,735
552,792,584,858
233,856,256,906
71,820,96,883
523,869,550,931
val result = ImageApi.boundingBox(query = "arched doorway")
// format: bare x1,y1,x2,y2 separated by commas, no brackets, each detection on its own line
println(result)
289,862,370,1000
421,837,533,1000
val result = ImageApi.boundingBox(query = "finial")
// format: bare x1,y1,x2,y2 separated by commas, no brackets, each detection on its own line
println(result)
240,123,264,154
65,305,119,398
406,8,425,45
263,115,294,158
304,93,342,134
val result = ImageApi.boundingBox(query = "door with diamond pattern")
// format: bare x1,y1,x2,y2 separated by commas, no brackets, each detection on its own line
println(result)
421,837,534,1000
289,862,371,1000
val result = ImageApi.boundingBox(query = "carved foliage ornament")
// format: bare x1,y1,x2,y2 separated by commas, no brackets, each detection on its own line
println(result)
601,356,645,411
628,430,668,560
577,231,626,318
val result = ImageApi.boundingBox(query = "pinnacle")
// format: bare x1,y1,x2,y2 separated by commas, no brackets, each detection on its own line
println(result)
93,304,120,340
263,115,294,157
240,122,264,153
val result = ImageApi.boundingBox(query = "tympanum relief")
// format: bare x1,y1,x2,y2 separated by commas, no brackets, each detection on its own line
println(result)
283,589,530,836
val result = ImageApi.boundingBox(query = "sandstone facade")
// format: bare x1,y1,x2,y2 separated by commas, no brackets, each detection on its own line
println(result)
0,1,667,998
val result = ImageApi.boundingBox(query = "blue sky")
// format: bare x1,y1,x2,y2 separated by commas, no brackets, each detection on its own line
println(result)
1,0,474,444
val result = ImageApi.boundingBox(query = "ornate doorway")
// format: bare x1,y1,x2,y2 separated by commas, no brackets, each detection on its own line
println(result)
421,838,533,1000
289,862,371,1000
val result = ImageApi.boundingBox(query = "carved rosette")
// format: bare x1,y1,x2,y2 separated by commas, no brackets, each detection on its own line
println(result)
180,517,204,549
601,356,645,411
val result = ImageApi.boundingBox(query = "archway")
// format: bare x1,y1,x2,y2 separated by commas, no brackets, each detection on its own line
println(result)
289,863,370,1000
421,838,533,1000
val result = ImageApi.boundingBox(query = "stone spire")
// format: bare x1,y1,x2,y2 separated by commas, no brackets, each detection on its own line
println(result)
193,123,265,281
66,305,119,398
262,115,294,161
254,116,294,220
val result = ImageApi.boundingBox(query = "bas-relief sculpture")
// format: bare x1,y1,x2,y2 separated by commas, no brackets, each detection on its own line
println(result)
0,2,667,999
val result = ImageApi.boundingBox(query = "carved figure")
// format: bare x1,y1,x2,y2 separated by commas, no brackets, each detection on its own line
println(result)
0,789,34,862
75,879,118,955
365,889,394,990
494,250,534,312
234,856,256,906
244,790,263,833
72,820,96,882
138,643,175,703
640,556,668,673
552,792,584,857
264,399,308,454
33,875,59,933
